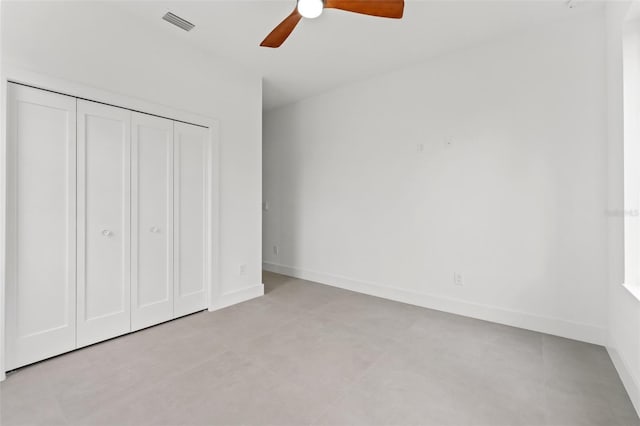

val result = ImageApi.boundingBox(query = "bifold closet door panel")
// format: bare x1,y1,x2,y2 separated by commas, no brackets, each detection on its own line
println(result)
174,122,209,317
131,113,174,331
5,84,77,370
77,100,131,347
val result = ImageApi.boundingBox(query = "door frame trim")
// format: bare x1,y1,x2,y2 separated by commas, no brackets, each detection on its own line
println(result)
0,66,221,379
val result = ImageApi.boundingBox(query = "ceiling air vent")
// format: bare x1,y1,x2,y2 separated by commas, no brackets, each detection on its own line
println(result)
162,12,195,32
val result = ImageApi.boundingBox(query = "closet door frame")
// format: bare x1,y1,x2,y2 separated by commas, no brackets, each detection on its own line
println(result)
0,68,221,379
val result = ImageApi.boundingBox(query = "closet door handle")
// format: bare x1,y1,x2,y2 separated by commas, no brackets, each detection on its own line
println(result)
150,226,160,234
102,229,113,237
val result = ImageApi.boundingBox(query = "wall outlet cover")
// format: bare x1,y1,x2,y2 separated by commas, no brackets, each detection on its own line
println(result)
454,272,464,286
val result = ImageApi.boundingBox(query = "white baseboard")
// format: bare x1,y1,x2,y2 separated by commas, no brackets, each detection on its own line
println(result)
263,261,606,345
209,283,264,311
608,346,640,417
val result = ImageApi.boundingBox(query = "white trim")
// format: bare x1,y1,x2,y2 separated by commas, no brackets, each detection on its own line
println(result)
209,121,221,311
0,34,7,383
608,346,640,417
263,262,607,345
623,282,640,303
0,67,222,378
209,284,264,312
3,66,214,129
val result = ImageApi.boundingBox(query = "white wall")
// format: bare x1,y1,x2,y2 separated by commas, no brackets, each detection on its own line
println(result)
1,2,263,305
607,0,640,416
264,6,608,344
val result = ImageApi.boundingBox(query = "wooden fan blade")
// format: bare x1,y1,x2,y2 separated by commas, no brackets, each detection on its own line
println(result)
260,8,303,48
324,0,404,18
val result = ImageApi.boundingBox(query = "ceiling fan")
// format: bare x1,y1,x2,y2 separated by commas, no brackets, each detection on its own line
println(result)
260,0,405,48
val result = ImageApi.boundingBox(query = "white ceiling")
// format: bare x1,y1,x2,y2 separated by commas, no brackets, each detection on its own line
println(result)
116,0,599,110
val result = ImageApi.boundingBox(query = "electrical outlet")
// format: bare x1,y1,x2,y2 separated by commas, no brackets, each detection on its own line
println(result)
417,143,424,153
453,272,464,286
273,245,279,256
239,264,247,276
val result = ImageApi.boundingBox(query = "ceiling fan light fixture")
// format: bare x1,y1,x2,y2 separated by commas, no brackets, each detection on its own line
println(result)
260,0,404,48
297,0,324,19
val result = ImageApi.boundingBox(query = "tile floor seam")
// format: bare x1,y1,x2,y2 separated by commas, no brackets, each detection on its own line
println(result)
308,330,405,425
304,306,420,346
2,271,638,426
218,318,379,424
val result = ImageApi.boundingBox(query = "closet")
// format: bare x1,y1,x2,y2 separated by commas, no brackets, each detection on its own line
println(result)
5,83,210,369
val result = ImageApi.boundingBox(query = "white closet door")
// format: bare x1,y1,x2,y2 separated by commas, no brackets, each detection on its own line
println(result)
77,100,131,347
131,113,174,331
5,84,77,369
174,122,209,317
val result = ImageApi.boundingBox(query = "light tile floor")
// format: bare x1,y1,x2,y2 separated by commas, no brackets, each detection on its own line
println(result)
1,271,638,426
